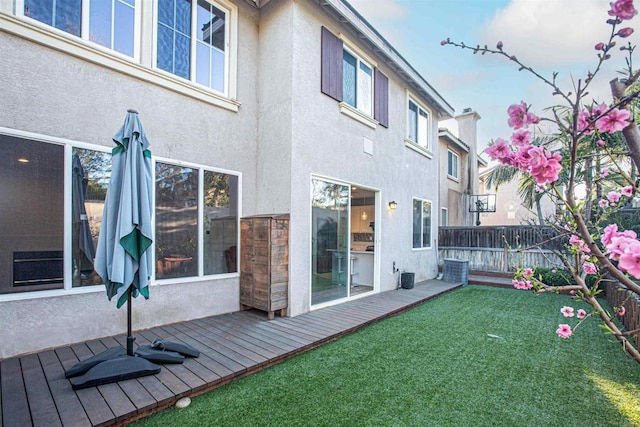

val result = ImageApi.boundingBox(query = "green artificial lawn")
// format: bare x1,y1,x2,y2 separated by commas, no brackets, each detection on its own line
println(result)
134,286,640,427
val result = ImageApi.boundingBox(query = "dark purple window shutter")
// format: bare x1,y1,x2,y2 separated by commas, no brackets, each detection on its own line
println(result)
374,68,389,128
321,26,343,102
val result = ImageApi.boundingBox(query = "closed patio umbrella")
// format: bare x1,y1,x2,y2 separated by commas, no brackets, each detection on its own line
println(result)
66,109,160,389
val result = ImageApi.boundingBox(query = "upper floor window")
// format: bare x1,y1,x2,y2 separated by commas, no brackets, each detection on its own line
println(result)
156,0,228,94
412,198,432,249
441,208,448,226
407,97,431,152
22,0,137,57
342,49,373,116
321,27,388,128
447,149,459,179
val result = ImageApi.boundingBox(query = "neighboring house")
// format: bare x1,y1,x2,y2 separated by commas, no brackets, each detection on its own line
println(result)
478,166,557,225
437,109,485,226
0,0,455,358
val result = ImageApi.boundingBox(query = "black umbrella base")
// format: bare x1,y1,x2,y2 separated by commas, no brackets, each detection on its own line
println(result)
64,346,126,379
135,345,185,364
69,355,160,390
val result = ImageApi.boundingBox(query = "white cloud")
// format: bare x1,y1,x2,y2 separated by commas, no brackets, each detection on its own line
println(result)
479,0,639,68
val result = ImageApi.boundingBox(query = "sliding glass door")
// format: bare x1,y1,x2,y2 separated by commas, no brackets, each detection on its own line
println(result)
311,179,349,305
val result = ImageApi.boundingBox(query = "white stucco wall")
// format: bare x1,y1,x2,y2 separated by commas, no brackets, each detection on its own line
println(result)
281,2,442,316
0,0,260,359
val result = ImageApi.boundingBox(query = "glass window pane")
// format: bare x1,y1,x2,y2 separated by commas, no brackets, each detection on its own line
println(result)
342,51,357,108
211,48,224,92
89,0,112,49
357,61,372,115
422,201,431,247
113,0,135,57
412,199,421,248
175,33,191,79
203,172,238,275
24,0,54,26
71,148,111,287
157,24,174,73
196,42,211,87
418,108,429,149
408,101,417,142
155,163,198,279
0,135,64,294
197,0,212,44
210,6,225,51
311,179,349,305
175,0,191,34
55,0,81,36
158,0,174,26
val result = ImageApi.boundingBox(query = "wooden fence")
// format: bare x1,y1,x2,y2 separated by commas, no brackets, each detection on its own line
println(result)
605,281,640,350
439,225,565,251
438,226,566,272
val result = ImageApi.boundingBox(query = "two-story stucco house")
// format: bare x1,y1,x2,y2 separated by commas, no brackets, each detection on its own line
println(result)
0,0,454,359
437,109,486,226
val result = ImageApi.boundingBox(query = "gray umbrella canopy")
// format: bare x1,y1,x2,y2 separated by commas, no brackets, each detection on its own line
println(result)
95,110,153,309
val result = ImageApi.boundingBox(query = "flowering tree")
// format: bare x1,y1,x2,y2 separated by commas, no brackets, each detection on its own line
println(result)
443,0,640,363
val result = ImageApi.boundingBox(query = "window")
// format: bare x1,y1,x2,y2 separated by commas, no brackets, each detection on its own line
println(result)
407,98,431,152
447,150,459,179
343,49,373,116
22,0,137,57
412,198,432,249
441,208,448,226
321,27,389,127
157,0,228,94
0,130,239,296
155,161,239,280
0,133,112,295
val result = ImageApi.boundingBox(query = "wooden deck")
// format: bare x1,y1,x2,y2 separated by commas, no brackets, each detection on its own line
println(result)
0,280,461,427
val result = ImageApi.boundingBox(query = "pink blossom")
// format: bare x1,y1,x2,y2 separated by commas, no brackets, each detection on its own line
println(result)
606,233,638,261
622,185,634,197
601,224,619,246
515,145,541,169
608,0,638,21
597,139,605,147
529,150,562,185
577,309,587,319
583,262,598,275
551,269,557,273
618,306,627,316
596,108,631,133
600,168,609,178
523,267,534,277
485,138,512,162
561,306,575,317
607,191,622,205
577,109,594,134
618,27,635,37
556,324,573,339
511,130,531,146
507,102,539,129
618,239,640,278
599,199,609,209
440,40,447,46
595,42,605,50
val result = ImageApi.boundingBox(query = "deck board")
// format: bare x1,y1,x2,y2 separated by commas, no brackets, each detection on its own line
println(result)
0,280,461,426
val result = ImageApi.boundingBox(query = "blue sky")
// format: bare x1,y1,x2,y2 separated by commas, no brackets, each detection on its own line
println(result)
348,0,639,153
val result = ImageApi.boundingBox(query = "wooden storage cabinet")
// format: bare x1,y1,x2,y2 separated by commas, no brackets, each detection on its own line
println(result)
240,214,289,320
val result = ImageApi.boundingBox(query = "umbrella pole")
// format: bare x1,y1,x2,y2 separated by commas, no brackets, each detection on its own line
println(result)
126,288,135,356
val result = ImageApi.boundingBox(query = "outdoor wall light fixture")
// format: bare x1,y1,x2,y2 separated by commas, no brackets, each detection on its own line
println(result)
388,201,397,210
361,210,368,220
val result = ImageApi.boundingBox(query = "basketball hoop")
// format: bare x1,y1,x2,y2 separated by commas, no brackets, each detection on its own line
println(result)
469,194,496,226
